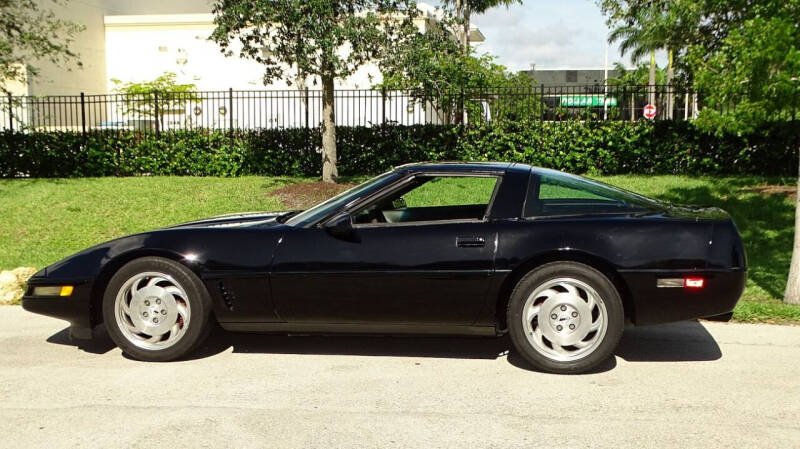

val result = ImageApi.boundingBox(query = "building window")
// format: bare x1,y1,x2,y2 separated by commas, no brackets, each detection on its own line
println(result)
566,70,578,83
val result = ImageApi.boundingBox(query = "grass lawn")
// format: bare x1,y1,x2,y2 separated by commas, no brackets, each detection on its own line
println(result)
1,174,798,323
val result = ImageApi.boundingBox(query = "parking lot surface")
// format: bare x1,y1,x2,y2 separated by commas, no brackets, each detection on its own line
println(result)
1,307,798,448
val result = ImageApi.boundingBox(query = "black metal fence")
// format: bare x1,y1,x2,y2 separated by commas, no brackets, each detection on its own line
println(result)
1,84,698,133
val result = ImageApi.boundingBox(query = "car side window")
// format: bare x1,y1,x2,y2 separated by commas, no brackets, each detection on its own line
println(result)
352,175,499,225
539,180,609,201
527,171,656,217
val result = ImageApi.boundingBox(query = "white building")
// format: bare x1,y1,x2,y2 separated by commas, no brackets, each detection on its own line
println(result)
19,1,483,95
6,1,484,130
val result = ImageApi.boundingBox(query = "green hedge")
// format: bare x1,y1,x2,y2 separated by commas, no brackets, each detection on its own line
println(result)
0,120,796,177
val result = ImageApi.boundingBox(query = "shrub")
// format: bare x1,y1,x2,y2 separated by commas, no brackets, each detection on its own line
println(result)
0,120,796,178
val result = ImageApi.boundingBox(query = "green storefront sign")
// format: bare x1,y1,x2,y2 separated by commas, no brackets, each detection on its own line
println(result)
560,95,618,107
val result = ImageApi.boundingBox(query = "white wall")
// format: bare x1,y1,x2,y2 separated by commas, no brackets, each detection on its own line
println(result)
102,13,444,128
28,0,213,95
15,2,454,129
103,13,437,92
28,1,459,96
107,0,211,15
28,0,113,95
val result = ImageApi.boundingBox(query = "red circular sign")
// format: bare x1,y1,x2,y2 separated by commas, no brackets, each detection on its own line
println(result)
643,104,657,119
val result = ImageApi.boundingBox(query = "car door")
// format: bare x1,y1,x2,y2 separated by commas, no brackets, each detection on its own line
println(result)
269,174,502,326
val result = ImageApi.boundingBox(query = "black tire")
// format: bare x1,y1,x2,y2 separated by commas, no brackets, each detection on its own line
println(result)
102,257,213,362
507,261,624,374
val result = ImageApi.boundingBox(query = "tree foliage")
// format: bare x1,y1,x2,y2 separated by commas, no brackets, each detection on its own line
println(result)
605,2,671,63
210,0,419,182
440,0,522,51
602,0,800,304
608,62,666,86
0,0,84,94
601,0,800,100
689,8,800,134
379,23,529,93
209,0,418,86
111,72,198,129
379,7,532,123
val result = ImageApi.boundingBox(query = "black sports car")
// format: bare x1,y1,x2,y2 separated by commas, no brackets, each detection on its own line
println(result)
23,163,746,373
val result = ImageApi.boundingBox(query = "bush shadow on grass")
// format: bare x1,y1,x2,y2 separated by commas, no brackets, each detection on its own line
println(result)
653,179,795,299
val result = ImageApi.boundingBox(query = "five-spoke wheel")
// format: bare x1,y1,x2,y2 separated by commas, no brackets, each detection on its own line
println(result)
508,262,624,374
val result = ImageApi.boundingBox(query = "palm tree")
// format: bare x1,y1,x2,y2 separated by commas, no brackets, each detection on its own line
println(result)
608,61,666,120
608,5,665,110
444,1,523,53
608,1,693,119
443,1,522,123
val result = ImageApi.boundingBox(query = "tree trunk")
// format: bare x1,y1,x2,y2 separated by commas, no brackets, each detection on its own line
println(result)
455,0,470,125
666,48,674,119
321,72,337,183
785,129,800,304
648,50,656,107
455,0,469,53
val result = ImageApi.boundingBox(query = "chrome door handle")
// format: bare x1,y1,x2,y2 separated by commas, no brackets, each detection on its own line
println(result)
456,236,486,248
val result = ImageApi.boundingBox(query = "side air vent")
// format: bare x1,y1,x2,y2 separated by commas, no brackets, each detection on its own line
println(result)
218,282,236,311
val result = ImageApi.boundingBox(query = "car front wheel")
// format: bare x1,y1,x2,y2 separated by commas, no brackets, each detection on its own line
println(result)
102,257,212,362
507,261,624,374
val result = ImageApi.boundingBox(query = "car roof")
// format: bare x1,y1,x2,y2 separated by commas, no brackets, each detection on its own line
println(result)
394,162,531,175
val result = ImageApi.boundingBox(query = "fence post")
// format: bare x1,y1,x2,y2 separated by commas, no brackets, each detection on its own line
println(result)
539,84,544,121
153,92,160,136
80,92,87,137
381,86,387,126
7,93,13,131
684,92,689,120
304,88,310,130
458,85,464,127
630,89,635,122
228,88,234,133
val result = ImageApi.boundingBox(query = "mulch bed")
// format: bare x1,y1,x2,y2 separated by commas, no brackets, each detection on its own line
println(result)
269,181,358,210
742,185,797,202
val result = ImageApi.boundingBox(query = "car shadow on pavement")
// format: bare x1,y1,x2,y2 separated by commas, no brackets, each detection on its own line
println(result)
615,320,722,363
183,319,721,373
46,326,116,355
47,320,721,373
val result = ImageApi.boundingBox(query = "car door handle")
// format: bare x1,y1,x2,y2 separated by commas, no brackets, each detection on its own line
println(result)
456,236,486,248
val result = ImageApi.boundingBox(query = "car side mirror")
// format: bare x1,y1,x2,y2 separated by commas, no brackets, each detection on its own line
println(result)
392,197,407,209
324,213,359,242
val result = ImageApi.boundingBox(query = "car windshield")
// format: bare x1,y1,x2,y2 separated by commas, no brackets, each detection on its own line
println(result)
285,171,400,227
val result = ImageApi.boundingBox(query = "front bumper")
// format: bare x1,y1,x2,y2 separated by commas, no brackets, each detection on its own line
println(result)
21,279,94,339
622,269,746,325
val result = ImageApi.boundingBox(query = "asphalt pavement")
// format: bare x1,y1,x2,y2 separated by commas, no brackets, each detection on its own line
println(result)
1,306,798,448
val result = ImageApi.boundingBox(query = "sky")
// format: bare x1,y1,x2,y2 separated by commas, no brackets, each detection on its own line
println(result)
431,0,666,71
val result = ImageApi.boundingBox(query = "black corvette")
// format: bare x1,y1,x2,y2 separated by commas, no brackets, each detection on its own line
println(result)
23,162,746,373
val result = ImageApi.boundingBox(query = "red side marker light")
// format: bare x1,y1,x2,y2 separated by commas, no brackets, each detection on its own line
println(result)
684,277,704,289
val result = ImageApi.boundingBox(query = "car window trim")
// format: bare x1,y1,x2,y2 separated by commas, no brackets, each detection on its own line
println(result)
353,216,489,229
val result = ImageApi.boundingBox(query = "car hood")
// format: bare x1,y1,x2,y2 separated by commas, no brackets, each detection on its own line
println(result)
165,211,291,229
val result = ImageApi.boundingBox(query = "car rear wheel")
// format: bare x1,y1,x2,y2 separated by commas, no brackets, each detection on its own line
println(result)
102,257,212,362
507,262,624,374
